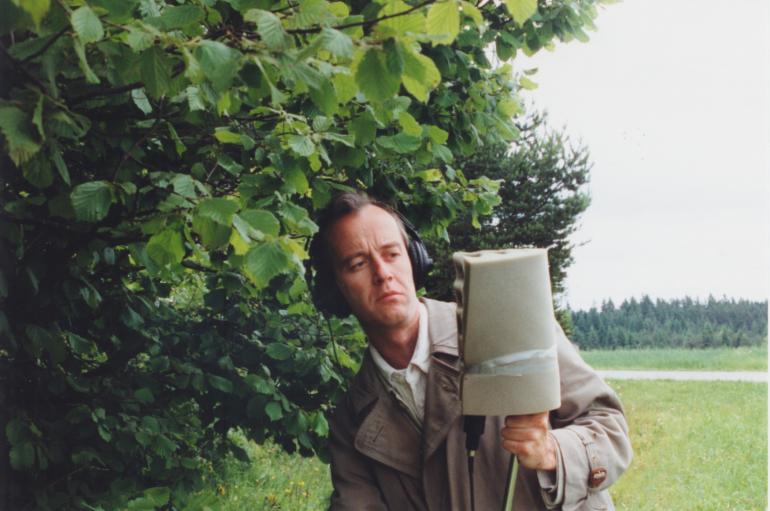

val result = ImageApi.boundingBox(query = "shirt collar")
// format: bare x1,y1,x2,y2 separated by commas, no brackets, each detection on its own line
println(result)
369,302,430,378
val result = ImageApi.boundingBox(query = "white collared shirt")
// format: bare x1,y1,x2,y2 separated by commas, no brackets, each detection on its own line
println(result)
369,302,430,426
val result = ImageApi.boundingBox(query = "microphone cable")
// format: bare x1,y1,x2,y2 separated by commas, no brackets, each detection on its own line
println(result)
465,415,520,511
464,415,485,511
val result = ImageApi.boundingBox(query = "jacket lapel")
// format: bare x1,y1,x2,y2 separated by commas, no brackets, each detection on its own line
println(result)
421,298,463,462
351,352,423,478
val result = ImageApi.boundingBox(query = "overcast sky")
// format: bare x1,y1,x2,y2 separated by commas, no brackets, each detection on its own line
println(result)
517,0,769,310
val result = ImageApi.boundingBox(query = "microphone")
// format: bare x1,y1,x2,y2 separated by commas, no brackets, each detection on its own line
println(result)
453,249,562,511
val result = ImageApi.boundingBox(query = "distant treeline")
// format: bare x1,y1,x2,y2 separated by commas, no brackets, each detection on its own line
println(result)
569,296,768,349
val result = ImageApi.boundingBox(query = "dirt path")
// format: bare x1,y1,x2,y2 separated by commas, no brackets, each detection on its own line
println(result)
597,370,767,382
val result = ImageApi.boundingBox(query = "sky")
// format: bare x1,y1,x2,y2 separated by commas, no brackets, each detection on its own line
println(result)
516,0,770,311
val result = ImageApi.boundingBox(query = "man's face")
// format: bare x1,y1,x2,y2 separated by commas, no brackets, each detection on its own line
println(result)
327,205,419,331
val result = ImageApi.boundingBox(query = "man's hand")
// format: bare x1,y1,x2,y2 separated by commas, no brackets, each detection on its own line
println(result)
500,412,558,471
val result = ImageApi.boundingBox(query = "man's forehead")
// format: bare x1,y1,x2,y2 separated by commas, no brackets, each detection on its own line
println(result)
328,206,405,256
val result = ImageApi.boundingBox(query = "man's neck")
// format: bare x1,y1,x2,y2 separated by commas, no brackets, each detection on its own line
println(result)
365,311,421,370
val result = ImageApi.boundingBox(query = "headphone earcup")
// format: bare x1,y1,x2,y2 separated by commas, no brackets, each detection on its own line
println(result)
408,238,433,289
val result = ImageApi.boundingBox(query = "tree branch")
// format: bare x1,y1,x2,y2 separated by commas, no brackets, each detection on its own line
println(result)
21,26,70,64
285,0,435,35
69,81,144,105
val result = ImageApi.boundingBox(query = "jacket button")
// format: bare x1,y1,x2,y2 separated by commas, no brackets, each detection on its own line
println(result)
589,467,607,488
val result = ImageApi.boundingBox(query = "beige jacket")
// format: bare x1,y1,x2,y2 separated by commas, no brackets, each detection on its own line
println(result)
329,299,632,510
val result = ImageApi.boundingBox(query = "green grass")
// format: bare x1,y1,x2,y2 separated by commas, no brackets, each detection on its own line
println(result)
212,441,331,510
608,379,767,511
203,379,768,511
580,346,768,371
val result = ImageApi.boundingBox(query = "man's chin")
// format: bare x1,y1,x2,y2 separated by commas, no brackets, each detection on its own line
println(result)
360,303,416,329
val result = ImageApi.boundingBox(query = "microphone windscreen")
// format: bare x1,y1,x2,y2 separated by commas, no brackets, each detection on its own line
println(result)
453,249,561,416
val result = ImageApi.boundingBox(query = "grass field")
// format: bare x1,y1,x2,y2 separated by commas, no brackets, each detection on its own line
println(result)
608,379,767,510
580,346,768,371
208,378,768,510
213,441,331,510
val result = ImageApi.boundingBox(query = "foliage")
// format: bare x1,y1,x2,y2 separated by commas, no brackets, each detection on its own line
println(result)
0,0,608,507
423,110,591,334
571,296,768,350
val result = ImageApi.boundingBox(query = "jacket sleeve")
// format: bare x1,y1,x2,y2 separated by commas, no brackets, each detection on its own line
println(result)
328,395,388,511
547,323,633,510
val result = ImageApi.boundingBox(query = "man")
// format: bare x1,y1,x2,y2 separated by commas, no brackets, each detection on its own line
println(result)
308,192,632,510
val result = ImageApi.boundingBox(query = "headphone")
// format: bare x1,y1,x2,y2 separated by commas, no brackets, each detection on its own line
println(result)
306,210,434,318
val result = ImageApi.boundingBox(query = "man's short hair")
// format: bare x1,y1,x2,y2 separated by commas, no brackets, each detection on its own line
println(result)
307,191,408,316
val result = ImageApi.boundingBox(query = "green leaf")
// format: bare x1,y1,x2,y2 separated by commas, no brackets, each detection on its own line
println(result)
217,153,244,176
214,128,242,144
350,111,377,146
171,174,196,198
125,25,154,52
6,418,26,445
71,181,113,222
67,332,96,355
504,0,537,25
265,402,283,421
195,40,241,92
32,94,44,140
146,229,185,266
73,38,99,83
17,0,50,28
208,374,234,393
332,73,358,104
279,202,317,236
245,375,273,396
245,9,288,50
266,342,292,360
283,167,310,195
0,106,41,165
22,155,53,188
239,209,280,237
497,96,521,117
313,413,329,436
384,39,404,75
131,88,152,115
287,135,315,157
376,133,422,154
398,111,422,137
157,5,203,29
192,216,231,249
10,442,35,471
309,79,338,115
145,487,171,507
197,198,239,224
71,5,104,44
426,125,449,144
426,0,460,46
134,387,154,404
460,1,483,25
401,48,441,103
140,47,172,99
416,168,443,182
318,27,352,58
244,240,291,288
377,0,425,36
355,49,401,102
518,76,538,90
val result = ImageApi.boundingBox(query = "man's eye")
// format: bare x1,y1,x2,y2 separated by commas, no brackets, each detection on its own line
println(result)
350,260,365,270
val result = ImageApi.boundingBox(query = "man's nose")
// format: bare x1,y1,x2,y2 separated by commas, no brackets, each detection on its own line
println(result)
371,255,393,283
